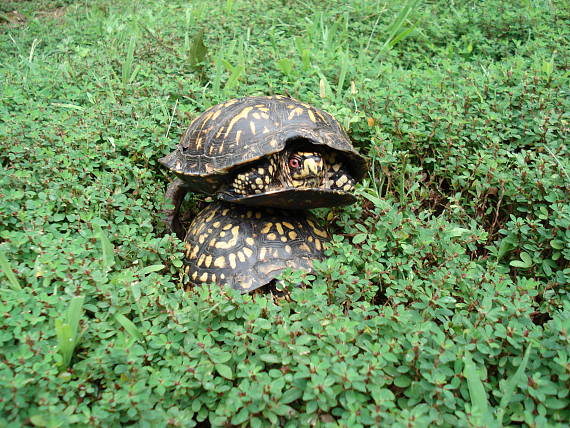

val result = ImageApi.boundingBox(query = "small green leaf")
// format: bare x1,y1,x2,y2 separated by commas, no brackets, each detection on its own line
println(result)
353,233,367,244
281,387,303,404
259,354,281,364
394,375,411,388
550,239,564,250
209,351,232,364
215,363,233,379
510,251,533,268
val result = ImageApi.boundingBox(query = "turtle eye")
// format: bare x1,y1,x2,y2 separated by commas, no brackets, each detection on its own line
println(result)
289,157,300,169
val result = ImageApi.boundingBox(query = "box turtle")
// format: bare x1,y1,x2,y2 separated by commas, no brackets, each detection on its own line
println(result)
182,201,330,292
159,95,367,235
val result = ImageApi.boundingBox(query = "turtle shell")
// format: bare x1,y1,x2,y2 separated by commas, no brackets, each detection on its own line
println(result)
159,95,367,208
182,201,329,292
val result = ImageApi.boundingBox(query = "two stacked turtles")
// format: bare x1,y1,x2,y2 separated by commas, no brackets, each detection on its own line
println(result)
160,95,367,292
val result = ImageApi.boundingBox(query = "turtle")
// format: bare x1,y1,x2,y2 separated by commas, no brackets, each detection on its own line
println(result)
181,201,330,292
159,95,367,236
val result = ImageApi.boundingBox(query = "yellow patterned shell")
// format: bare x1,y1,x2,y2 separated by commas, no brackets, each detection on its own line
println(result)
159,95,367,195
182,202,330,292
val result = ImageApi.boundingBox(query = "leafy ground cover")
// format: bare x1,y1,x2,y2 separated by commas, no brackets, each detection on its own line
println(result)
1,0,569,426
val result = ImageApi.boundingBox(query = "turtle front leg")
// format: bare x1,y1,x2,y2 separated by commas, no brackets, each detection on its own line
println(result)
163,178,189,240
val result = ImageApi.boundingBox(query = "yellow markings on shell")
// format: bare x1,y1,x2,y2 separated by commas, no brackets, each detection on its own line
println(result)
264,175,271,184
282,222,294,230
257,167,265,174
262,126,270,134
243,247,253,258
184,265,190,274
209,238,216,247
300,243,311,252
258,107,269,112
223,223,233,230
288,231,298,240
236,129,242,144
228,253,237,269
261,222,273,234
343,183,353,191
222,209,230,215
197,254,206,266
272,249,280,258
259,247,267,260
211,273,216,283
215,225,240,249
308,236,314,242
195,137,203,149
216,127,225,138
269,139,278,147
315,239,322,251
275,223,284,235
198,234,207,244
280,236,288,243
246,237,255,246
237,251,246,262
260,112,269,119
225,106,254,137
287,107,304,120
246,210,253,218
307,109,317,123
214,256,226,268
205,209,217,222
189,245,199,259
249,121,256,135
220,231,226,237
337,175,348,186
316,110,327,122
204,255,212,268
192,271,198,280
220,273,226,280
211,109,222,122
313,227,329,238
255,177,263,186
224,99,239,107
255,212,262,219
252,113,261,120
217,141,225,154
285,245,292,253
199,272,208,282
267,233,277,240
213,221,221,228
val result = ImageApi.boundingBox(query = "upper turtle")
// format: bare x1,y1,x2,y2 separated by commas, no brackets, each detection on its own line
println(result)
159,95,367,209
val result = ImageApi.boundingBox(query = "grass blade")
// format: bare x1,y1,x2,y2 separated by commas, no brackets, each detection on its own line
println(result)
114,313,143,342
0,250,22,290
94,224,115,270
188,29,207,71
55,296,85,370
463,351,495,426
496,345,532,425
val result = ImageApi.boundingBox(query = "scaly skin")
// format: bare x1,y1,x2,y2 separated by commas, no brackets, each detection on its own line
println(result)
162,178,189,240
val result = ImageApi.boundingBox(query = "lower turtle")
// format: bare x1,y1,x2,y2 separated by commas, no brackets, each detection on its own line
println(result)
182,201,330,292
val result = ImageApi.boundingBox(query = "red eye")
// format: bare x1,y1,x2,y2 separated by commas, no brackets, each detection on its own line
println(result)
289,158,300,169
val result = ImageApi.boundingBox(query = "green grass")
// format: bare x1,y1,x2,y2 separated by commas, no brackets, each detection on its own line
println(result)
1,0,569,426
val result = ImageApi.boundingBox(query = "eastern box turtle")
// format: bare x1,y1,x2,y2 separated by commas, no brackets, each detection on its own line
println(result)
159,95,367,216
182,201,330,292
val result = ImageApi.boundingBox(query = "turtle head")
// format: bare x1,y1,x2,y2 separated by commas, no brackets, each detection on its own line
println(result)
285,151,325,188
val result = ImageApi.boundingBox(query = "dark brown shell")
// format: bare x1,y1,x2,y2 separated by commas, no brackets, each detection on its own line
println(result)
159,95,367,195
182,202,329,292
